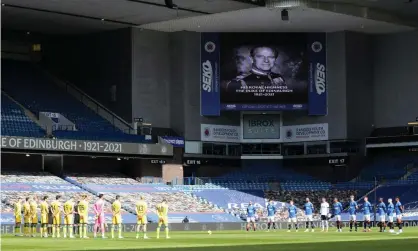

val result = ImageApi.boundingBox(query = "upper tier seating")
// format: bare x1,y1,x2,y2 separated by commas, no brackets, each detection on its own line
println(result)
358,157,414,181
1,60,148,143
1,93,45,138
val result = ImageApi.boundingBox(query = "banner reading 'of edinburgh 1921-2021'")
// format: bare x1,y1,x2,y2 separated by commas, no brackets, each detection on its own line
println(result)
308,33,327,115
200,33,220,116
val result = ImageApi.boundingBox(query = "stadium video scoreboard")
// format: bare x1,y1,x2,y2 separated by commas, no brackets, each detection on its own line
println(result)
200,32,327,116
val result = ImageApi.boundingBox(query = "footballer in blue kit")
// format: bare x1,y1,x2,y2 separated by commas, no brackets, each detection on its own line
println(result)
362,197,373,232
377,198,387,232
395,197,404,233
246,202,256,231
332,198,343,232
387,198,395,233
287,200,298,232
348,195,358,232
304,198,314,232
266,200,277,231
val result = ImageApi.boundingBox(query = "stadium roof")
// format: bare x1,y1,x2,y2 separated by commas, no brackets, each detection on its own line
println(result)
1,0,417,35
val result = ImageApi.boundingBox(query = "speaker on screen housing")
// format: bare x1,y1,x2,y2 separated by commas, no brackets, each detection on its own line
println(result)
281,9,289,21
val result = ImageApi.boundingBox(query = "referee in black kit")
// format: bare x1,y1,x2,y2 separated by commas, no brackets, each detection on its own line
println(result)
73,201,80,236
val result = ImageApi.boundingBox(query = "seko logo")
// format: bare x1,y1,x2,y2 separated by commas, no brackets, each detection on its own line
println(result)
315,63,326,95
202,60,213,92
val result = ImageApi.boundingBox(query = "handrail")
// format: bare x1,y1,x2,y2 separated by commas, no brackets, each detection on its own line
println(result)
39,67,136,134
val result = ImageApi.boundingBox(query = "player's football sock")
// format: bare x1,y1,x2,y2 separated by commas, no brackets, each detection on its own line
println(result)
399,223,403,230
156,227,160,238
268,222,271,229
288,224,291,230
305,222,309,229
63,225,67,237
118,224,122,238
111,225,115,238
52,226,56,237
273,223,277,229
355,222,358,231
294,224,298,230
165,227,169,238
363,221,367,230
57,226,61,237
69,226,74,237
325,221,329,230
83,225,87,238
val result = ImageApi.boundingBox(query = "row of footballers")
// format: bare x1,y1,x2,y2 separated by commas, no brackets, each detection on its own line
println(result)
246,196,404,233
13,194,170,239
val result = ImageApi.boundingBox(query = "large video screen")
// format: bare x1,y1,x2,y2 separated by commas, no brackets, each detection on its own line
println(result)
220,33,308,110
200,32,327,116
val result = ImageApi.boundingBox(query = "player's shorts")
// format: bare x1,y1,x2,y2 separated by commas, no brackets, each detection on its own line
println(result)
95,215,105,225
379,215,386,222
288,217,297,223
320,215,328,221
53,215,61,225
396,214,402,221
113,214,122,225
40,214,48,224
158,216,167,226
335,215,342,221
267,216,275,222
15,215,22,224
363,214,371,221
64,215,74,225
305,215,313,222
137,215,148,225
74,214,80,224
31,215,38,224
79,214,88,224
349,214,356,221
246,217,255,223
387,215,394,223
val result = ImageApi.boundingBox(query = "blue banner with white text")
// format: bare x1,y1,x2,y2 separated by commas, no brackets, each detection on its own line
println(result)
161,136,185,147
200,33,221,116
308,33,327,115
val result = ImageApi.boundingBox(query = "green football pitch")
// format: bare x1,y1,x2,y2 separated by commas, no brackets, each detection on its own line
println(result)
2,228,418,251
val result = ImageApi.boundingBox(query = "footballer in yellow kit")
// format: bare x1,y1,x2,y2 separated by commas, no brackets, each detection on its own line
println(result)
13,199,22,236
156,199,170,239
77,195,89,238
136,197,148,225
40,196,49,238
135,196,149,239
22,197,31,236
50,195,62,238
111,195,123,239
63,198,75,238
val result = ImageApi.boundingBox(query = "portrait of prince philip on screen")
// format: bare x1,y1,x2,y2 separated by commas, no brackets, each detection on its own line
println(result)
225,46,285,92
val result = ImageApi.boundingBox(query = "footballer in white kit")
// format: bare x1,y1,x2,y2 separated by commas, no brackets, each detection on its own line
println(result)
320,198,330,232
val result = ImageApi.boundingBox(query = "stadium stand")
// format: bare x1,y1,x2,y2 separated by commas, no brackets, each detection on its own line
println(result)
63,173,238,222
357,157,414,181
1,93,46,138
0,171,137,223
1,171,68,184
1,59,149,143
